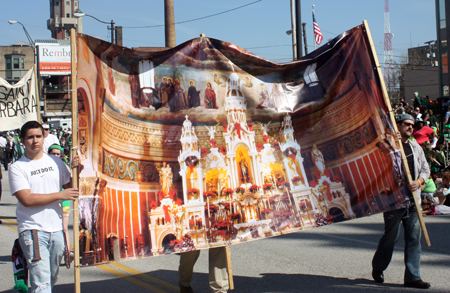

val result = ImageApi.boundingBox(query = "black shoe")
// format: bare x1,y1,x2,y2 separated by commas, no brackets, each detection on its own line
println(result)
372,268,384,283
179,284,194,293
404,279,431,289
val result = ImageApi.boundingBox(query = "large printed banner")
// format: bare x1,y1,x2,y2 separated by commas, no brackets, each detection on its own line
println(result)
76,23,408,266
0,68,39,131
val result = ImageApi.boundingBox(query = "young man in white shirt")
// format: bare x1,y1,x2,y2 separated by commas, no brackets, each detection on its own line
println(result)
42,123,60,154
9,121,79,292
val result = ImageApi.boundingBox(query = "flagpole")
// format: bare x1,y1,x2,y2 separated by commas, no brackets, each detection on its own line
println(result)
362,20,431,247
313,5,316,51
70,28,82,292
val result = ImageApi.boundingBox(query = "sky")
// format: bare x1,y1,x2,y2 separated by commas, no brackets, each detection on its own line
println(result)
1,0,437,67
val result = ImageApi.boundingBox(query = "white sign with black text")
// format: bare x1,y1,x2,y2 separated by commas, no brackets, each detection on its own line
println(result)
0,68,39,131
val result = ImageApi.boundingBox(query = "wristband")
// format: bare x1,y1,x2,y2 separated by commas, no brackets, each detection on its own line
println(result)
417,179,422,186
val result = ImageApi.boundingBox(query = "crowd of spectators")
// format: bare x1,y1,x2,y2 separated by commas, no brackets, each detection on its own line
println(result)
393,93,450,216
0,124,73,169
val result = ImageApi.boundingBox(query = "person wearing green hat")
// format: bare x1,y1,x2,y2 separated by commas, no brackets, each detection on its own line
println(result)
58,126,64,140
372,113,431,289
413,91,421,108
12,131,24,162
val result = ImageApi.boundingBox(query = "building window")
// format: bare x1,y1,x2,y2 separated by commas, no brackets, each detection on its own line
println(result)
66,1,70,5
13,58,19,69
66,13,70,18
56,1,59,5
440,0,446,29
5,54,26,81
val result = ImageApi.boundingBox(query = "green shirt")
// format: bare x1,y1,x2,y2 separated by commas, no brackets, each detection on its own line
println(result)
435,150,446,167
429,115,438,128
423,178,437,193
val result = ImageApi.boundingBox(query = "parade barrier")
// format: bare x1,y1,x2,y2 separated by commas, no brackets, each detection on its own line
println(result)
70,21,429,289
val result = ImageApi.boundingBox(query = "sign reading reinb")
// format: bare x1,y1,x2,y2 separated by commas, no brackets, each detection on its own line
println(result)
38,45,71,76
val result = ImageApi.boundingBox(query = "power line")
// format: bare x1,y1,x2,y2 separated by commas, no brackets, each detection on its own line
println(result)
122,38,165,46
245,44,292,50
122,1,262,29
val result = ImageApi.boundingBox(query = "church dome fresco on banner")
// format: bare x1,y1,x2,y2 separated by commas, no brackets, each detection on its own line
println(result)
78,33,354,126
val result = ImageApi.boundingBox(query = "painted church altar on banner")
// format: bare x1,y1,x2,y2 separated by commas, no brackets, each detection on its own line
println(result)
146,72,356,254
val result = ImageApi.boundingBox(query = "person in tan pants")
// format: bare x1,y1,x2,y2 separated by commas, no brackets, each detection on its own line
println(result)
179,247,229,293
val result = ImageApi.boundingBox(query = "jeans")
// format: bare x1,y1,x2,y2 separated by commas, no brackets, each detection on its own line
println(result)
372,206,422,282
19,230,65,293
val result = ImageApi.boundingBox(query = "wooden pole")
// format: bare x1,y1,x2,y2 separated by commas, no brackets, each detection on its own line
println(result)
225,246,234,290
362,20,431,247
70,28,82,292
33,64,42,123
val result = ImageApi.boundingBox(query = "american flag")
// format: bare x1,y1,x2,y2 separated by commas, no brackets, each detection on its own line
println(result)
313,12,323,45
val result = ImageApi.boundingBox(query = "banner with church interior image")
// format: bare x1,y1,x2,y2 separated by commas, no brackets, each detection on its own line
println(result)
76,23,408,266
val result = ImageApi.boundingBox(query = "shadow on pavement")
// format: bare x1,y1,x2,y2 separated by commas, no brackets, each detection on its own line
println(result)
45,270,440,293
0,255,12,262
0,216,17,220
0,269,444,293
0,203,17,207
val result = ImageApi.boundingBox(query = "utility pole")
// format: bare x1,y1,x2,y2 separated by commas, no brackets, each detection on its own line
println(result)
295,0,303,59
164,0,176,48
302,22,308,55
116,26,123,46
109,20,115,44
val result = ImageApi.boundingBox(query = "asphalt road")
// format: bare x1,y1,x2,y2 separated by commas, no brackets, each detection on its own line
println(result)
1,165,450,293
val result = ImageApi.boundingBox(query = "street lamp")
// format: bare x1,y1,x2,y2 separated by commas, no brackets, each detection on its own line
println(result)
9,20,41,121
8,20,35,51
74,8,116,44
